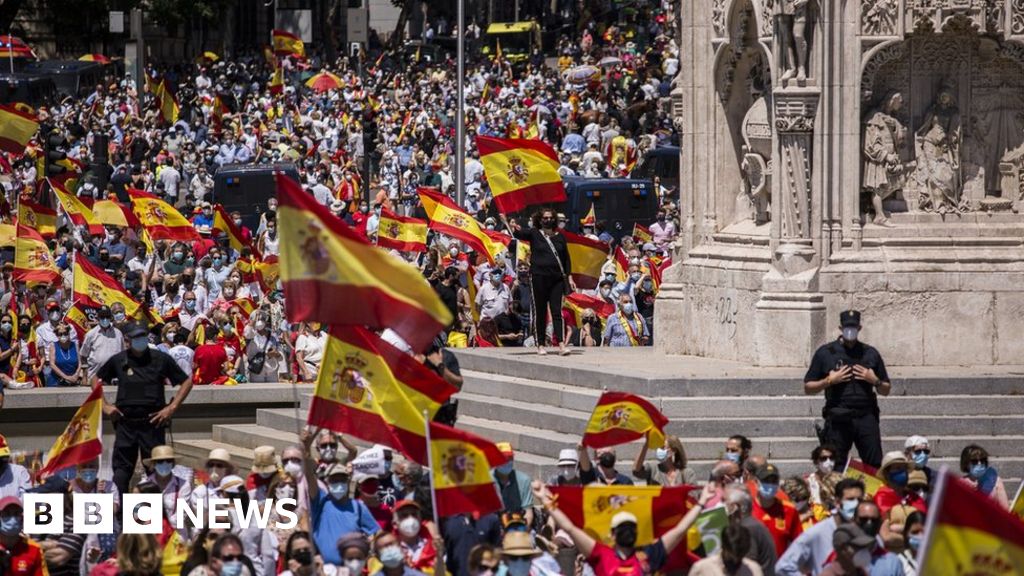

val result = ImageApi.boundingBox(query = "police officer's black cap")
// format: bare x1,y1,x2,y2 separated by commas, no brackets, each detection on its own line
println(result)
124,323,148,338
840,310,861,327
97,305,112,319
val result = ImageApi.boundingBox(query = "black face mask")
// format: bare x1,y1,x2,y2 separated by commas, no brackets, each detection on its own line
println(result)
858,517,881,537
614,526,637,549
19,324,29,334
540,219,555,229
598,453,616,468
0,458,8,473
293,549,313,566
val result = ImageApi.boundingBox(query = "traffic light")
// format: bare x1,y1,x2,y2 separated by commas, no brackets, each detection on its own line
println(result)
43,126,68,177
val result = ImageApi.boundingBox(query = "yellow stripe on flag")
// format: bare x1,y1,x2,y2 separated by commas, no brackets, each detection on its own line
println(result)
38,384,104,479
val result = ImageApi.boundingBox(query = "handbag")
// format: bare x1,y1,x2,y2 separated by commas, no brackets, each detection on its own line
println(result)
248,334,272,375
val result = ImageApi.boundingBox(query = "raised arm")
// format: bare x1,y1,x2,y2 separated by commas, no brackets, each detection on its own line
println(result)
659,483,715,554
532,481,597,558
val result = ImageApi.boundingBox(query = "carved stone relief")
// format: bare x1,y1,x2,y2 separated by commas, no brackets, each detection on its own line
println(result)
906,0,1002,34
862,0,898,36
776,0,816,85
759,0,775,37
1014,0,1024,35
713,0,727,38
738,97,773,224
775,92,818,238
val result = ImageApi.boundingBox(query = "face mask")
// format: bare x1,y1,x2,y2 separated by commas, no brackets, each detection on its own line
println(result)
0,515,22,536
600,288,611,297
496,462,514,475
220,560,243,576
842,327,859,342
268,228,277,237
558,466,576,479
221,324,233,336
329,482,349,500
18,324,28,334
207,468,223,484
614,525,637,549
379,545,405,568
234,219,243,227
319,446,337,461
486,224,495,231
758,482,779,499
49,311,60,322
724,452,741,463
114,312,126,323
604,274,615,282
970,463,989,479
292,549,313,566
255,321,266,331
173,251,184,261
853,549,872,570
620,303,634,316
839,498,859,520
540,219,555,229
59,335,70,344
78,469,99,484
913,451,929,468
858,517,881,537
213,257,223,267
657,215,665,222
888,469,908,487
398,516,421,537
131,336,149,352
346,559,366,574
907,535,922,551
598,453,616,468
818,459,835,474
283,461,303,478
154,462,174,477
449,248,459,257
630,273,641,282
642,281,653,291
98,318,111,328
1,322,10,333
275,485,297,499
655,448,669,462
391,472,405,494
506,558,532,576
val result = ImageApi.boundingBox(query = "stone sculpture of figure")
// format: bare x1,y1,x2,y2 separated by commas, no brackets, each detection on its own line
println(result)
915,84,963,213
778,0,812,83
862,91,908,225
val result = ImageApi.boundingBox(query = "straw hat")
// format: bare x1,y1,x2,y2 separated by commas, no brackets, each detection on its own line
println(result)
501,531,541,558
143,445,176,466
251,446,278,474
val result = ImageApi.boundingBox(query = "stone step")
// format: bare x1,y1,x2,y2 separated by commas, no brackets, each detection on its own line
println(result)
174,438,258,471
455,391,1024,439
462,371,1024,418
453,349,1024,397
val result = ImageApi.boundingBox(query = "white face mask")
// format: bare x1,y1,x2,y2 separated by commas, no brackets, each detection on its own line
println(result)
818,459,835,474
842,327,859,342
398,516,421,538
275,484,296,499
284,461,303,479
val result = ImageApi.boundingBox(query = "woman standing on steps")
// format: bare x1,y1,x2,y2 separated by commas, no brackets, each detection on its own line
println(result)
503,208,575,356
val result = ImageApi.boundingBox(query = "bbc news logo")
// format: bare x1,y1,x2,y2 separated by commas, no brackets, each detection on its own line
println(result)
22,494,299,534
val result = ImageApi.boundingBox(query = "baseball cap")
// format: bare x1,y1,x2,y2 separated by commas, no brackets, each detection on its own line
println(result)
394,499,421,513
904,435,929,449
755,463,781,482
558,449,579,466
833,524,874,549
124,323,148,339
610,511,638,529
496,442,514,457
0,496,22,512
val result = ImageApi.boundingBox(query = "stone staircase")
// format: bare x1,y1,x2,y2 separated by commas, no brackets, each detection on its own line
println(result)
172,349,1024,495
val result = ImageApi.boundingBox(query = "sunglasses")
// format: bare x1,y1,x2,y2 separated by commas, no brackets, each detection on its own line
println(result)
319,443,338,449
970,458,987,465
218,554,242,562
914,449,931,456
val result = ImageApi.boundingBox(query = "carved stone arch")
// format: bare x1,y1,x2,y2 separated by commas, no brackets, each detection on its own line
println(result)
860,39,906,103
715,0,774,104
724,0,773,40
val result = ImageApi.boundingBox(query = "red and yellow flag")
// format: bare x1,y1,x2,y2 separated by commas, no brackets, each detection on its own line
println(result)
476,135,566,214
213,203,259,258
0,222,16,248
582,391,669,450
307,326,458,464
18,199,57,239
91,199,141,229
843,458,885,497
418,187,505,264
73,256,141,318
429,422,508,518
14,224,59,284
272,29,305,57
919,469,1024,574
50,179,104,235
549,484,695,545
563,292,615,329
37,384,103,480
129,188,199,242
65,301,93,342
269,65,284,95
614,246,630,282
160,517,189,576
377,210,428,253
277,173,452,352
562,230,609,290
580,204,597,227
633,223,653,244
0,103,38,155
147,76,180,124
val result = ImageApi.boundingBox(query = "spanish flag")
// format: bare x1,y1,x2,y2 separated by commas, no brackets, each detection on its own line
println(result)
548,484,695,546
272,29,305,57
918,468,1024,574
307,326,458,464
396,111,413,143
160,517,189,576
212,203,258,257
227,297,257,318
0,103,38,155
73,256,141,318
429,422,508,518
562,230,609,290
377,210,428,253
418,187,505,264
476,135,566,214
17,199,57,239
147,76,180,124
0,222,15,247
482,229,528,263
1011,483,1024,521
633,223,653,244
277,173,452,352
255,255,280,292
843,458,885,497
613,246,630,282
65,301,92,341
37,383,104,480
269,64,284,95
13,224,60,284
129,188,200,242
580,204,597,227
92,199,141,229
563,292,615,329
582,391,669,450
50,179,104,235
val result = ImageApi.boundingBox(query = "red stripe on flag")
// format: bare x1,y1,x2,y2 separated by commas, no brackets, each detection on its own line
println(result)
435,483,504,518
491,181,567,214
307,396,428,464
477,134,560,164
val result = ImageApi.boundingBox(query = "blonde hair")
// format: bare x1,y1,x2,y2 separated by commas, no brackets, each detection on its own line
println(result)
116,533,162,574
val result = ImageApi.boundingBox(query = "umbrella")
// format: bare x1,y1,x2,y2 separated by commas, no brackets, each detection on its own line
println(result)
598,56,622,67
305,71,345,93
79,54,111,64
529,103,552,116
563,65,601,84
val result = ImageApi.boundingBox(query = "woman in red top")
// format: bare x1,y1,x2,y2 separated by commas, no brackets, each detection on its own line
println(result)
357,475,393,531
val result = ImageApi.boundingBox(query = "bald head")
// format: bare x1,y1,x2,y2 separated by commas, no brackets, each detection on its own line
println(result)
745,454,767,480
711,460,741,484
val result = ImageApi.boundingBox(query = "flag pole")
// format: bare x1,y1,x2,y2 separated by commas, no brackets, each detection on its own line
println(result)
915,465,948,572
454,0,465,208
423,409,440,529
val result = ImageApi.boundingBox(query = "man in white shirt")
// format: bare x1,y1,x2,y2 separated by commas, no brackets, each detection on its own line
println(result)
80,306,126,378
476,269,511,320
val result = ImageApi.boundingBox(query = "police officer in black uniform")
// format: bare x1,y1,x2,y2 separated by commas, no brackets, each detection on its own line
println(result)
803,310,891,469
93,323,193,496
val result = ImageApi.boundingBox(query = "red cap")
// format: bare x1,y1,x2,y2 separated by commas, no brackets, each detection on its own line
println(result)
0,496,22,512
393,499,421,512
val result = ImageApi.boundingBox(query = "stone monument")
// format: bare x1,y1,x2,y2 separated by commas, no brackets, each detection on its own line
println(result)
660,0,1024,366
